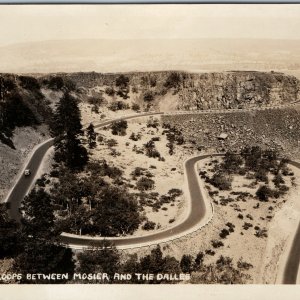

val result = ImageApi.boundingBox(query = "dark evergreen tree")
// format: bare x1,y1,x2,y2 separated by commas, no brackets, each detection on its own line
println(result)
76,241,120,279
180,254,193,273
13,238,75,283
111,119,128,136
0,204,23,259
91,186,142,236
86,123,97,148
52,92,88,170
21,188,56,239
139,245,181,283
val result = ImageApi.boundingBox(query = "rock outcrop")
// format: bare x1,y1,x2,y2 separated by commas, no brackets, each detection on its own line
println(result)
56,71,300,110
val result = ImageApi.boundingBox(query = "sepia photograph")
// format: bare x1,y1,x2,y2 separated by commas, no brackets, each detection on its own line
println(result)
1,3,300,297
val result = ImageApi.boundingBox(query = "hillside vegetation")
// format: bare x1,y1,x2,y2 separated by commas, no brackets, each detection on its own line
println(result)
0,74,52,148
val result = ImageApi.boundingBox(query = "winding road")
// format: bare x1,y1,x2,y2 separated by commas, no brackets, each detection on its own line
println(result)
3,110,300,283
282,161,300,284
5,111,214,249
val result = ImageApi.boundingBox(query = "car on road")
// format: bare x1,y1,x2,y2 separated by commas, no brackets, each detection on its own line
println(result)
24,169,31,176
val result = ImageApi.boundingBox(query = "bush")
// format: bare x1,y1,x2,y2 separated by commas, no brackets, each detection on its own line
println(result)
143,90,155,102
136,177,155,191
164,72,181,89
107,139,118,147
205,249,215,256
142,221,156,231
147,118,160,128
109,101,129,111
256,185,272,202
211,240,224,248
105,86,115,96
255,228,268,238
273,173,285,187
131,103,140,112
219,228,230,239
210,172,232,190
129,132,141,141
242,222,253,230
255,169,268,183
111,120,128,136
168,188,183,198
180,255,193,273
226,222,235,232
237,259,253,270
131,167,147,179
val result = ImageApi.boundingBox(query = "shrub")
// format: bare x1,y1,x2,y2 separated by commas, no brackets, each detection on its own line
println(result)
111,120,128,136
131,103,140,112
143,90,155,102
136,177,155,191
164,72,181,89
105,86,115,96
205,249,215,256
255,169,268,183
210,172,232,190
142,221,156,231
237,259,253,270
255,228,268,238
211,240,224,248
147,118,160,128
243,222,253,230
107,139,118,147
273,173,285,187
180,255,193,273
109,101,129,111
219,228,230,239
226,222,235,232
129,132,141,141
168,188,183,198
131,167,147,179
256,185,272,202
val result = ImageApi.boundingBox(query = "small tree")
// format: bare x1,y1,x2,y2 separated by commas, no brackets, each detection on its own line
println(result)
0,204,23,259
256,185,272,202
86,123,97,148
88,96,104,113
76,241,120,278
143,90,155,102
194,251,204,269
136,177,155,191
132,103,140,112
21,188,55,239
273,173,285,187
111,120,128,136
180,254,193,273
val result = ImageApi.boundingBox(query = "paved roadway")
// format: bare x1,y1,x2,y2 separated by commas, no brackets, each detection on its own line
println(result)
5,139,54,222
282,161,300,284
5,111,214,248
4,109,300,283
5,112,162,221
59,154,214,248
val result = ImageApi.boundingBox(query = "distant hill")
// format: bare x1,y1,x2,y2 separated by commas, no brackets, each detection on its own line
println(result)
0,39,300,76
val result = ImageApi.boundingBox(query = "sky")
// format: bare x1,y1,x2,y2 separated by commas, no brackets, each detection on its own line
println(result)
0,4,300,47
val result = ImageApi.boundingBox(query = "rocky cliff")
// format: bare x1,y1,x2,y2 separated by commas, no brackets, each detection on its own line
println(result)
55,71,300,110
